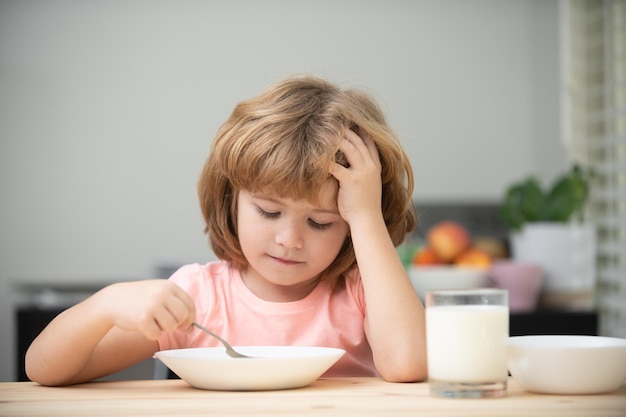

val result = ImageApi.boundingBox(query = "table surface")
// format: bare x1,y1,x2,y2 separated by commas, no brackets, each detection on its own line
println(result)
1,377,625,417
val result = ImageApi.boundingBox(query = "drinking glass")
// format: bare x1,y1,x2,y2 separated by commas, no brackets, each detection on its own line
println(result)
425,288,509,398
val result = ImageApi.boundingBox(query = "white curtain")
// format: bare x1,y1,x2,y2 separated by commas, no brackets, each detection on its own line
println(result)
563,0,626,337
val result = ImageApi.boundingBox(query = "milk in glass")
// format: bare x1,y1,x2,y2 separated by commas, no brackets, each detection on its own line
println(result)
427,305,509,382
425,289,509,398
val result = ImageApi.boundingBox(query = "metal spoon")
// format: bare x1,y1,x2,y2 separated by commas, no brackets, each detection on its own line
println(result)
192,322,251,359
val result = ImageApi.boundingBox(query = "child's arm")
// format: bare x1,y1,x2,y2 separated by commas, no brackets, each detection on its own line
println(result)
25,279,195,386
330,130,427,382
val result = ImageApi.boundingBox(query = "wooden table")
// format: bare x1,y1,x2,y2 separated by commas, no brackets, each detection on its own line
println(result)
1,377,625,417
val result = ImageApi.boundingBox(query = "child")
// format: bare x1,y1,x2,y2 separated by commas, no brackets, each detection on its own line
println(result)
25,75,427,386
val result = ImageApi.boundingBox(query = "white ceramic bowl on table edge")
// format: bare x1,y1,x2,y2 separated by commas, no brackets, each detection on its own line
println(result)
508,335,626,395
154,346,345,391
408,266,489,299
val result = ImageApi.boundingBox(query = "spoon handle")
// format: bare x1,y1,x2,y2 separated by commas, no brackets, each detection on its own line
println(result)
192,322,251,358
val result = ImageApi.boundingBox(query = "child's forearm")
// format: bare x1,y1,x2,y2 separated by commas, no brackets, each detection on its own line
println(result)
350,215,427,382
25,291,117,386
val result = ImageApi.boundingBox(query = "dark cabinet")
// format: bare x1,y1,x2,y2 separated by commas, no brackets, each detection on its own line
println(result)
510,310,597,336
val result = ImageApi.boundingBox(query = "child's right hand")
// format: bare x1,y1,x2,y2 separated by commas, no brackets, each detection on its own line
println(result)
98,279,196,340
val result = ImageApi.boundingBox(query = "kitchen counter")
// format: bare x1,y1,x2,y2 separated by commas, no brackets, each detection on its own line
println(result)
1,377,624,416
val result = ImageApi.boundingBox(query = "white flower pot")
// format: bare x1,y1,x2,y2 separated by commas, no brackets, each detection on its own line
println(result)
510,223,596,293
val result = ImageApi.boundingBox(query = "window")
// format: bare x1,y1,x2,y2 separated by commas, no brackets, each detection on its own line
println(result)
563,0,626,337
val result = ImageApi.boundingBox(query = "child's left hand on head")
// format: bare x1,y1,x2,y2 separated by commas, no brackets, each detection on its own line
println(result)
329,129,383,225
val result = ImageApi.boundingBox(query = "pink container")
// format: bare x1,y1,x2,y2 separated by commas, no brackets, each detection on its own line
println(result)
489,261,544,312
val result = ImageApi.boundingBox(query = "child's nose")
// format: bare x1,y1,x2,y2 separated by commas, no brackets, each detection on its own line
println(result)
275,223,304,249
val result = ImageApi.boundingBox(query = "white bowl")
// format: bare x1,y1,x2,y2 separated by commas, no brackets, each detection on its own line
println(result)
154,346,345,391
408,266,489,299
508,335,626,394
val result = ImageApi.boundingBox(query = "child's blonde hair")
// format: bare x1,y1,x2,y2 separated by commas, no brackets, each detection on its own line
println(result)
198,75,415,287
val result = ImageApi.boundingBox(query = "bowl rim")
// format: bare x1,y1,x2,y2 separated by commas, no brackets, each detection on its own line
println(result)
508,335,626,349
155,345,346,360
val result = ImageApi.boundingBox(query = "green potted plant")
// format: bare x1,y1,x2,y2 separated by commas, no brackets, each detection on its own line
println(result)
499,164,596,309
499,164,591,231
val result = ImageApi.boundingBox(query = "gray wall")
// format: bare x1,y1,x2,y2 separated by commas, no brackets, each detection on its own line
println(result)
0,0,564,381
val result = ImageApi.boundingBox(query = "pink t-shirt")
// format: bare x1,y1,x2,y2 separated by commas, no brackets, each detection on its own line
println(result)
157,261,377,377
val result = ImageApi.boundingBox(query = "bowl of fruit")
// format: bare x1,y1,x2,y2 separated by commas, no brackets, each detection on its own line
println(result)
407,221,498,299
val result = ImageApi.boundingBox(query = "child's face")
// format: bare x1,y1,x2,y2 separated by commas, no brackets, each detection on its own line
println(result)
237,182,349,301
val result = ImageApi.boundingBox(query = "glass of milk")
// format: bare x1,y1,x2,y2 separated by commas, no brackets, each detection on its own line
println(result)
426,288,509,398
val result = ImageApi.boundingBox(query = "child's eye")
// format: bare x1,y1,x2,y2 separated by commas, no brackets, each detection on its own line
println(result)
256,206,279,219
308,219,331,231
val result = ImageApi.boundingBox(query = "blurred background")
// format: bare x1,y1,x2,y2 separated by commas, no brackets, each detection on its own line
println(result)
1,0,623,382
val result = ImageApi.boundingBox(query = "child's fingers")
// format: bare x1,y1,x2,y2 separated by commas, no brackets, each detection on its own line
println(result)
361,134,382,167
165,294,196,329
136,315,164,341
342,129,381,169
329,157,349,181
170,283,196,325
343,130,367,157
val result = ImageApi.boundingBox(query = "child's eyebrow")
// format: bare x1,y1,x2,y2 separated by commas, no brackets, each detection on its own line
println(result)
250,193,340,215
312,207,341,216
